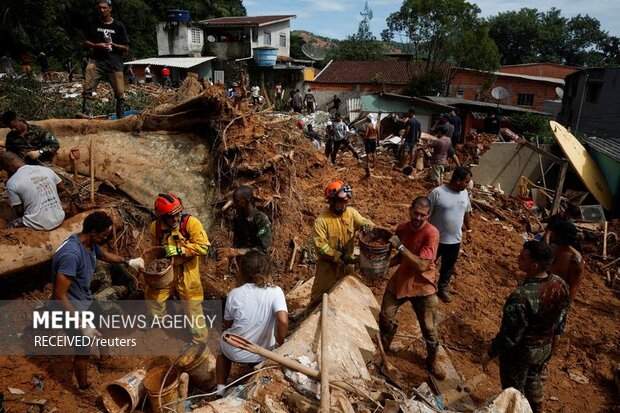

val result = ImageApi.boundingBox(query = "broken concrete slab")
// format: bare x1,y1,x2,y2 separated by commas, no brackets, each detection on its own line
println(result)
276,275,380,383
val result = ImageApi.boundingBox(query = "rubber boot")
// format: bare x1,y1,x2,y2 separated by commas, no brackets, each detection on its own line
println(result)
82,98,93,117
426,346,446,380
379,314,397,351
530,401,544,413
115,98,125,119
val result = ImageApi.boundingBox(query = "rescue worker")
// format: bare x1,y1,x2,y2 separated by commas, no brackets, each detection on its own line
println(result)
480,240,569,413
147,193,210,343
218,186,273,285
311,180,373,303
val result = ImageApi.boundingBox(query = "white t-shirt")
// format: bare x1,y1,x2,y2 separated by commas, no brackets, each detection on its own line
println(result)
7,165,65,230
428,184,471,244
250,86,260,97
220,283,287,363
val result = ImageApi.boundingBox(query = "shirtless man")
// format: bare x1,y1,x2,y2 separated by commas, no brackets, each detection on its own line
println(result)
547,221,584,302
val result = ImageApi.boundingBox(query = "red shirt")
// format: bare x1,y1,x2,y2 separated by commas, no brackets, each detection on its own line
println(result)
161,67,170,76
387,221,439,298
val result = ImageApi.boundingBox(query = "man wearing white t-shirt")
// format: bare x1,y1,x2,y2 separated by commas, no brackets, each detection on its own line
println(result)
1,151,65,230
428,167,472,302
216,251,288,395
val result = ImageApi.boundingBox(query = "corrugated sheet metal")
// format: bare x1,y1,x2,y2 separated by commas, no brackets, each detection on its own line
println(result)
584,136,620,163
124,57,216,69
199,15,295,27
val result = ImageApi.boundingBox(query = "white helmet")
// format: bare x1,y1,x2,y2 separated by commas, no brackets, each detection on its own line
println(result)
326,121,332,126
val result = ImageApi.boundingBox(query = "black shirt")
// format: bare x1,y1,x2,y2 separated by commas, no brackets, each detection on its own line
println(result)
87,19,129,72
405,117,421,143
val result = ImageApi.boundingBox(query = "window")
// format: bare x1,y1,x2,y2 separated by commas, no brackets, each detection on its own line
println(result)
585,81,602,103
264,32,271,45
456,89,464,98
517,93,534,106
279,33,287,47
190,27,202,45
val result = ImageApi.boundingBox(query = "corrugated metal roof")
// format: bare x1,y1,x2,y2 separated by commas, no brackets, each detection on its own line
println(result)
199,15,295,27
124,57,216,69
456,67,564,84
424,96,550,115
311,60,451,85
584,136,620,163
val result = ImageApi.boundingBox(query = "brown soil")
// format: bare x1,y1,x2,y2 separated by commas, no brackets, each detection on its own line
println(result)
146,258,171,274
0,84,618,412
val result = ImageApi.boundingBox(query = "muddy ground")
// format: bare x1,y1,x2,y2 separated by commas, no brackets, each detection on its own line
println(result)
0,105,618,412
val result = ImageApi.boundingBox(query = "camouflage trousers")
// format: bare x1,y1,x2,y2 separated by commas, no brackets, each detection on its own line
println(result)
499,344,551,406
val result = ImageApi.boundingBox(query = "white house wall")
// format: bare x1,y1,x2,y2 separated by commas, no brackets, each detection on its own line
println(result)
157,22,204,56
251,20,290,57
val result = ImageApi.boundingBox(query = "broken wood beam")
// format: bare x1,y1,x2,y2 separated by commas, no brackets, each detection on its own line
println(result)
288,238,298,272
320,294,330,413
603,221,609,259
471,198,511,221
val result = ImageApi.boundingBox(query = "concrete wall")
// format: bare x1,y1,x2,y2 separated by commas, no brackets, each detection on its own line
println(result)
157,22,203,56
251,21,291,57
474,142,552,196
449,69,561,111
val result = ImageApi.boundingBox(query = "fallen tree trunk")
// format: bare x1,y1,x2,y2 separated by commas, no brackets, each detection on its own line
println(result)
0,209,110,277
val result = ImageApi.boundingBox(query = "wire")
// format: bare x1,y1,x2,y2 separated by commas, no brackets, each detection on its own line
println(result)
161,365,278,409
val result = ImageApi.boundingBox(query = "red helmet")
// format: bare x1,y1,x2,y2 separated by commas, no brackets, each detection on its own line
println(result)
154,193,183,217
324,180,352,201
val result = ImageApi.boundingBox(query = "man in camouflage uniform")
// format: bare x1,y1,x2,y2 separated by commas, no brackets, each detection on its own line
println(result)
2,111,60,164
219,185,273,285
481,240,569,412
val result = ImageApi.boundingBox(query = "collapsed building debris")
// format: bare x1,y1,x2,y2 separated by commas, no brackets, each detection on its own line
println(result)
0,76,618,413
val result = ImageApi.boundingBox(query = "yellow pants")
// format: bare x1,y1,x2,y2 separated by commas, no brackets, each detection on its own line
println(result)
145,264,207,343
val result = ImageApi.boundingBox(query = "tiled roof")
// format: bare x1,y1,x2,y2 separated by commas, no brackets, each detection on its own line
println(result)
583,136,620,163
312,60,450,85
199,15,295,27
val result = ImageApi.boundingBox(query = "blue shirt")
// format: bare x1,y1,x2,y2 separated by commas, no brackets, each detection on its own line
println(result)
52,234,101,311
405,117,421,143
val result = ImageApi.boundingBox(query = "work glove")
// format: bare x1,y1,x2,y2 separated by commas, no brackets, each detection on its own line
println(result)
361,223,373,234
341,255,359,265
127,257,145,271
81,326,102,339
164,245,184,257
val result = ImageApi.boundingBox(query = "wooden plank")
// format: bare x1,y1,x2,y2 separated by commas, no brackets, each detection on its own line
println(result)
550,121,613,210
551,161,568,215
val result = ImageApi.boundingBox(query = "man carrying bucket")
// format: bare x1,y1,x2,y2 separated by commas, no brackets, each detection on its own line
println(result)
147,193,211,343
311,180,373,304
379,196,446,380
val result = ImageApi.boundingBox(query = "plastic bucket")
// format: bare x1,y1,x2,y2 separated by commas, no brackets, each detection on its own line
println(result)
143,366,180,413
102,369,146,413
359,228,393,278
177,342,216,391
140,248,174,289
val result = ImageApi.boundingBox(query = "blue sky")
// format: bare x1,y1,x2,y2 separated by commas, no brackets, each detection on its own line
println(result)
244,0,620,40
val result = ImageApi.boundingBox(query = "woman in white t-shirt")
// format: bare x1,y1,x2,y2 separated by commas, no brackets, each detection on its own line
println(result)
216,251,288,396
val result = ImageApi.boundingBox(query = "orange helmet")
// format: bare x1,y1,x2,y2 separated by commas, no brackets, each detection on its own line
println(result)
154,193,183,217
324,180,352,201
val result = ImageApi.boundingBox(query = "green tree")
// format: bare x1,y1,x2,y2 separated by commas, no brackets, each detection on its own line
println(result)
382,0,499,95
488,8,618,67
332,1,384,61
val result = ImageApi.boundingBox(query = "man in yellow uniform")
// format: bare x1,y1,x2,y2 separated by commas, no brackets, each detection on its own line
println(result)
311,180,373,302
148,193,210,343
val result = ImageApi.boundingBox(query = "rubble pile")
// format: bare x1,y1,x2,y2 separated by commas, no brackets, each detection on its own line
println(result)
457,133,499,166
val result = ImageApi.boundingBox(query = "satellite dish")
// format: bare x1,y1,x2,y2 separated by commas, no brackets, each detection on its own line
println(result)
555,87,564,99
207,35,216,43
301,43,327,61
491,86,509,100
